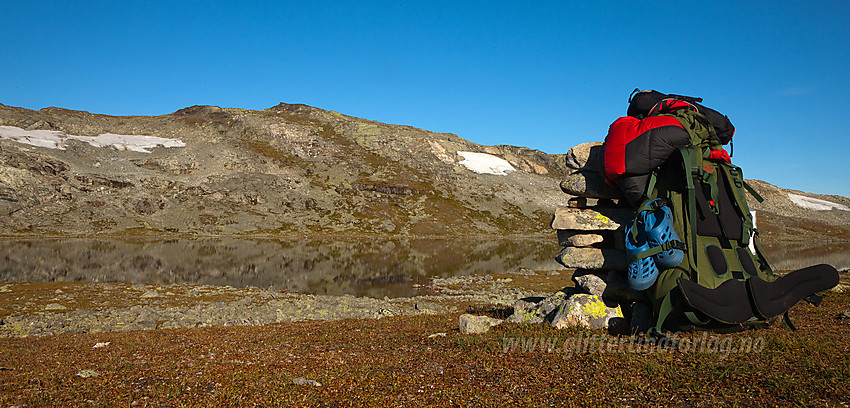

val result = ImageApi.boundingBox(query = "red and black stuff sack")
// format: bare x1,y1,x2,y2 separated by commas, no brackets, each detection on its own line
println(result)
603,89,735,205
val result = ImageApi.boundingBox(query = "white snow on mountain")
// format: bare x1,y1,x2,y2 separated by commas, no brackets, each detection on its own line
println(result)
0,125,185,153
457,151,516,175
788,193,850,211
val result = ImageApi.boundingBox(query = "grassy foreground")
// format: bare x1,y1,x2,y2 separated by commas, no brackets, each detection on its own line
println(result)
1,291,848,407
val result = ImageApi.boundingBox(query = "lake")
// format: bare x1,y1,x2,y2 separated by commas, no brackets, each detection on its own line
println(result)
1,237,847,298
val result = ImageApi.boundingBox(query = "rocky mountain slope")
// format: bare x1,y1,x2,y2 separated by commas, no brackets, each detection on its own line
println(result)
0,102,848,242
0,103,568,237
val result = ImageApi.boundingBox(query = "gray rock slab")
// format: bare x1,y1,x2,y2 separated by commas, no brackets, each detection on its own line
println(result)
565,142,605,173
555,247,627,271
560,170,624,199
551,207,632,231
556,231,605,247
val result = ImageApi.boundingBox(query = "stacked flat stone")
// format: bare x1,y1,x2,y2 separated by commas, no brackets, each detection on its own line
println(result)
552,142,628,272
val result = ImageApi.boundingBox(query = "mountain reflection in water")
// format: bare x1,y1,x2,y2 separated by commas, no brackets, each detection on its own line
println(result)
2,238,846,298
761,241,850,274
0,237,563,298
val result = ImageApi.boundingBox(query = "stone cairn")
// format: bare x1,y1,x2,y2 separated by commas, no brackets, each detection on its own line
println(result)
550,142,652,333
460,142,653,335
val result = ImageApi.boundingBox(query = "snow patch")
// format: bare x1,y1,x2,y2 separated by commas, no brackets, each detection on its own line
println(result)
0,125,186,153
788,193,850,211
457,151,516,175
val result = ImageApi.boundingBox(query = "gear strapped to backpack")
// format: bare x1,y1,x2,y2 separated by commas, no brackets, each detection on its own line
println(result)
604,89,839,335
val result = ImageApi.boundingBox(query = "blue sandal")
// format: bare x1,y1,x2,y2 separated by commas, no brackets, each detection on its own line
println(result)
643,200,684,269
625,221,659,291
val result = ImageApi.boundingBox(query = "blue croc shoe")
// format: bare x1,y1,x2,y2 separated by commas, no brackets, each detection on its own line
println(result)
643,199,684,269
625,221,659,291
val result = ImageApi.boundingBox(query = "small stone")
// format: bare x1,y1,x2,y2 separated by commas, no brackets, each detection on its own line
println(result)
44,303,67,311
510,267,536,275
428,333,447,338
415,302,448,314
292,377,321,387
550,294,623,330
93,342,111,349
567,197,588,208
830,284,848,293
0,284,11,293
459,314,503,334
76,369,100,378
555,247,627,271
551,206,632,231
573,271,607,297
140,290,160,299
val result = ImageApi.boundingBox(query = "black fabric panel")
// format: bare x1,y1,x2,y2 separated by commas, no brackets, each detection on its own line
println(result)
736,247,759,277
694,169,743,240
748,264,840,319
617,174,650,207
694,179,723,237
705,245,728,276
716,171,743,240
623,126,691,175
679,278,755,324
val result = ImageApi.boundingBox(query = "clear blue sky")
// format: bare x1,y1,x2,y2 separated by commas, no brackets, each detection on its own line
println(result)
2,1,849,196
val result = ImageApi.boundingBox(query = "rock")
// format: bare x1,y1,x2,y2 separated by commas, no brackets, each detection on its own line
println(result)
560,171,623,199
459,314,503,334
292,377,322,387
510,266,536,275
76,369,100,378
550,294,623,330
0,284,11,293
140,290,160,299
830,284,848,293
555,247,627,271
44,303,67,311
629,301,654,334
564,142,605,172
573,271,607,297
507,297,546,324
506,289,577,324
556,230,605,247
567,197,588,208
550,206,632,231
414,302,447,314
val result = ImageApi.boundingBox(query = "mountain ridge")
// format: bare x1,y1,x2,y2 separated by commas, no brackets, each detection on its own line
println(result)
0,102,847,242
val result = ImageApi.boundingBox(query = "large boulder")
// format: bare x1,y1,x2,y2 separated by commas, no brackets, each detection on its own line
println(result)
550,294,623,330
459,314,503,334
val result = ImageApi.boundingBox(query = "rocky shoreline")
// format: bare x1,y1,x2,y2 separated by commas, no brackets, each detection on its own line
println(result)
0,271,562,338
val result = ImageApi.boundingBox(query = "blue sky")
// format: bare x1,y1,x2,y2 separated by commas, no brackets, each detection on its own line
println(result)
2,1,849,196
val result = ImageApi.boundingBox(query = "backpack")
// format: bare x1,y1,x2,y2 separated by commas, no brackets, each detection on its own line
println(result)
607,90,839,336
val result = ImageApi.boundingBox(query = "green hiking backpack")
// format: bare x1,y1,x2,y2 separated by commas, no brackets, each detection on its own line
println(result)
627,100,839,335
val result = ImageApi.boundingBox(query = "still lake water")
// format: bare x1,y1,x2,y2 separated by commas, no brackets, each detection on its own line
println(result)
1,237,847,298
